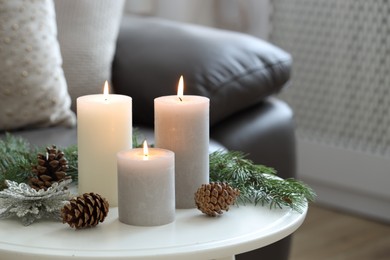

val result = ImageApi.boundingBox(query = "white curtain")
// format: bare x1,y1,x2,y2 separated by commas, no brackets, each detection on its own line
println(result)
271,0,390,157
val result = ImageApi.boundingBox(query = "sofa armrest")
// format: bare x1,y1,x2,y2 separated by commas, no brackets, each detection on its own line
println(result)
211,97,296,179
112,16,292,126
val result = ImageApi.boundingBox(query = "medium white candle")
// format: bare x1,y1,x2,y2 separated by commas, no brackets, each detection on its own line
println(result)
154,76,209,208
77,81,132,206
117,141,175,226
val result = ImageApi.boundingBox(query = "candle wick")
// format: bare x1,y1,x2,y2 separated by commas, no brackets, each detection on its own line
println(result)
178,97,182,102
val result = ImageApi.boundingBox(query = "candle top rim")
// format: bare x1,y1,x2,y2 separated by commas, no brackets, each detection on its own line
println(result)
154,95,209,104
117,148,174,161
77,94,132,103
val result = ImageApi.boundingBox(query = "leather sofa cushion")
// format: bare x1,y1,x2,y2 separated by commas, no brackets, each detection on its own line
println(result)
112,16,292,126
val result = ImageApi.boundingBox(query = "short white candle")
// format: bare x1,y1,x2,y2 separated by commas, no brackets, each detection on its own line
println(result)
77,81,132,206
117,141,175,226
154,76,209,208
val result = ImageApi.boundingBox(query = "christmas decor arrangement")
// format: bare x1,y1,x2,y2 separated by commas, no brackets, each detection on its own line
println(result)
61,192,109,229
0,179,72,226
29,145,71,190
194,182,240,217
0,133,316,226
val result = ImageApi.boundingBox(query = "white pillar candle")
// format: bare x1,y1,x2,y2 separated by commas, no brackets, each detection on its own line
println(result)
154,76,209,208
77,81,132,206
117,141,175,226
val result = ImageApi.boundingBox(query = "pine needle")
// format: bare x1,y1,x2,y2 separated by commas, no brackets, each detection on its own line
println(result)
63,145,78,183
0,133,36,190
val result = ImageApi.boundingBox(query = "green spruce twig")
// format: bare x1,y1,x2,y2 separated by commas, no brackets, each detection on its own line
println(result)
132,128,143,148
209,150,316,212
132,128,154,148
63,145,78,183
0,133,36,190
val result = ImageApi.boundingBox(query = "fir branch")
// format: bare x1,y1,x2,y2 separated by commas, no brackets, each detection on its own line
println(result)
209,150,316,212
63,145,78,183
132,128,143,148
132,128,154,148
0,133,36,190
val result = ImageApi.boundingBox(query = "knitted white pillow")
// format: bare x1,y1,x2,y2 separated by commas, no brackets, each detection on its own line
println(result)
0,0,75,131
54,0,125,112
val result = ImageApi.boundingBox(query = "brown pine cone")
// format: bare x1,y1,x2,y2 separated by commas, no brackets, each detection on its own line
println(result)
61,192,109,229
194,182,240,217
29,145,71,190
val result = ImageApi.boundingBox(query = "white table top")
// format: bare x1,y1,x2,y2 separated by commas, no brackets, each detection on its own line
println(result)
0,203,307,260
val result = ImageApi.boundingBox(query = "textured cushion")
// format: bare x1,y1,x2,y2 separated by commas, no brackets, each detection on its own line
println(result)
54,0,125,112
0,0,75,131
112,16,292,126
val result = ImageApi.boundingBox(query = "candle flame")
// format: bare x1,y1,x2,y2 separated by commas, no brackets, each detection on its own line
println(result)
177,75,184,101
103,81,109,100
143,140,149,160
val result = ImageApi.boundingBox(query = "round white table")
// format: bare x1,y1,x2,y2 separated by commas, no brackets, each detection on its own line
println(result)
0,203,307,260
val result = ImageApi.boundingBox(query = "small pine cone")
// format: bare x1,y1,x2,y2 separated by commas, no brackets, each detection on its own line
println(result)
194,182,240,217
61,192,109,229
29,145,71,190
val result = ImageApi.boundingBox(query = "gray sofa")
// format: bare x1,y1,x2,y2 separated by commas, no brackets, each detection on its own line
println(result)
0,16,294,260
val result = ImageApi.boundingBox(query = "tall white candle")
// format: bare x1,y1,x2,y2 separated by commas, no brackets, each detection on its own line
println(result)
154,76,209,208
117,141,175,226
77,81,132,206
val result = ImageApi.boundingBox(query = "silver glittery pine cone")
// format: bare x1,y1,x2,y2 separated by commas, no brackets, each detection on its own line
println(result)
0,179,72,225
